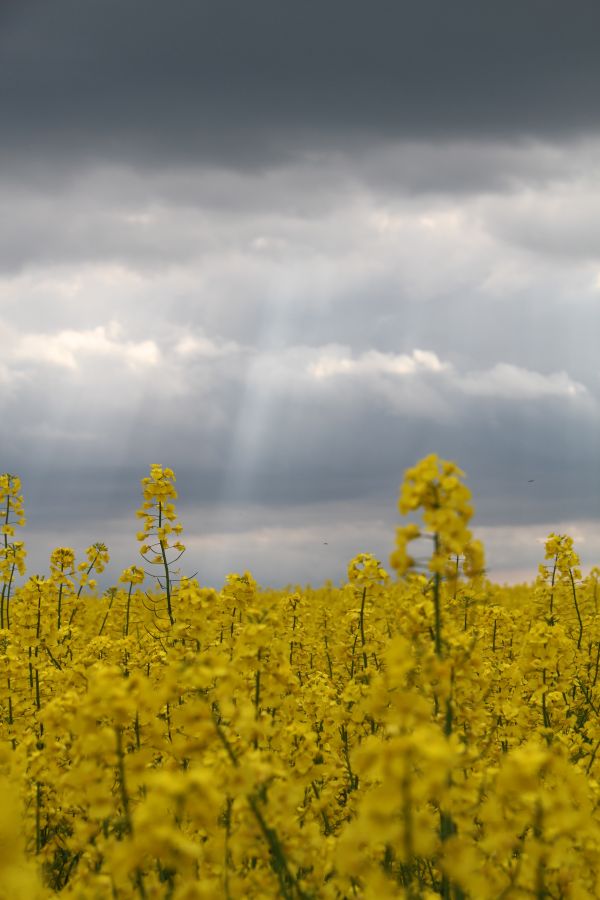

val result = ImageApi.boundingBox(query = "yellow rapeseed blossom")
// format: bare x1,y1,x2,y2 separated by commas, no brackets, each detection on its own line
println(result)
119,564,145,585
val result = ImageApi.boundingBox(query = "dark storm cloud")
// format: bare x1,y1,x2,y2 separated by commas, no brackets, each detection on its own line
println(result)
2,0,600,173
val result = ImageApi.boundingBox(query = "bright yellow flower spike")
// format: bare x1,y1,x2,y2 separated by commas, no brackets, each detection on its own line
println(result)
135,465,185,625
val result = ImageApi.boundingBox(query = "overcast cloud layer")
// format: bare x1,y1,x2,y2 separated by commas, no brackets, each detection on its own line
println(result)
1,1,599,587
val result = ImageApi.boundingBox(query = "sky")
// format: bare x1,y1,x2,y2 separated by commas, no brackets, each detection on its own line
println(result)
1,0,600,589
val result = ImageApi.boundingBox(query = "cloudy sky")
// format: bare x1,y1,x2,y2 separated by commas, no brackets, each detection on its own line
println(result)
2,0,600,588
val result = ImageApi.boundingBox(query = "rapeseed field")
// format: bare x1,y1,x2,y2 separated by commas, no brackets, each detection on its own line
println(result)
1,458,599,898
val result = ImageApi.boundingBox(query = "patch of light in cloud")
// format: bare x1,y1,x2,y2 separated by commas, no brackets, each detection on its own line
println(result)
11,321,160,371
458,363,587,400
306,346,589,407
309,347,448,379
174,332,241,359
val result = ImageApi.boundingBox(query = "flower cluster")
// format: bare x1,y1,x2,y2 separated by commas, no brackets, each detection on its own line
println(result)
390,454,479,580
347,552,388,587
137,464,185,555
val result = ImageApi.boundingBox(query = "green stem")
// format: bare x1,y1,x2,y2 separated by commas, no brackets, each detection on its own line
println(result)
35,664,41,710
57,581,63,631
35,781,42,854
569,568,583,650
592,642,600,688
98,593,115,636
359,587,368,670
4,563,15,628
158,502,174,625
212,712,308,899
254,648,262,721
549,558,557,621
76,549,101,599
433,534,442,658
115,726,133,833
125,583,133,637
247,794,300,900
1,490,11,629
7,675,13,726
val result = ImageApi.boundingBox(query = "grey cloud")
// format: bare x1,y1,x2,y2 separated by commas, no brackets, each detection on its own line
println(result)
2,314,597,588
2,2,599,588
2,0,600,177
2,134,600,287
348,139,600,199
12,396,600,590
482,186,600,262
3,331,597,519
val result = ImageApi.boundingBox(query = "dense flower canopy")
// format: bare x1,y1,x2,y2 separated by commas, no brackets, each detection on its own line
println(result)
0,459,598,898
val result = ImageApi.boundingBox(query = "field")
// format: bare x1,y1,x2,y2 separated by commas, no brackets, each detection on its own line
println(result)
1,459,599,899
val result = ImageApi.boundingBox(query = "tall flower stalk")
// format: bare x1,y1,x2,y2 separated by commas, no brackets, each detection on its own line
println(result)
136,465,185,627
390,453,484,657
0,473,27,629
